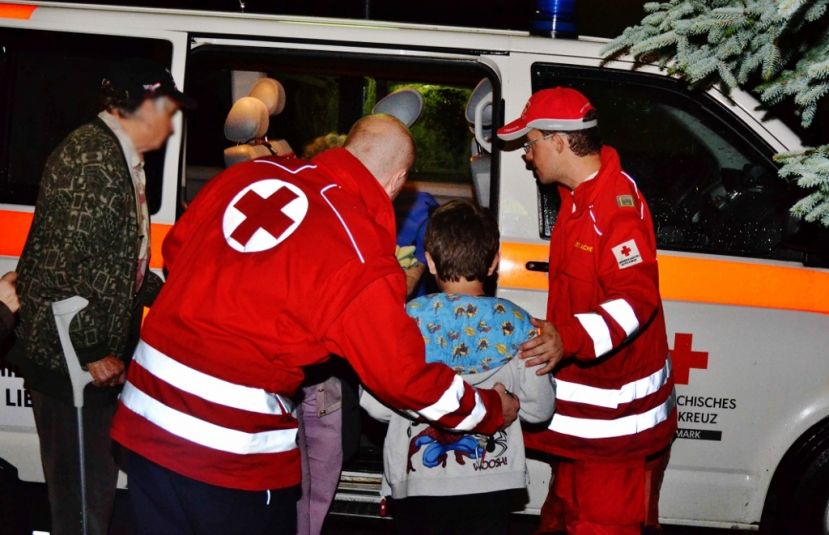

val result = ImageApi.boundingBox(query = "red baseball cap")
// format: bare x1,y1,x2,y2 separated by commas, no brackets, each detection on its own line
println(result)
497,87,596,141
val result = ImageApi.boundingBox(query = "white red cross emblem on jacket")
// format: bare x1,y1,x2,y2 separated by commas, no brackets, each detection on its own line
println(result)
223,179,308,253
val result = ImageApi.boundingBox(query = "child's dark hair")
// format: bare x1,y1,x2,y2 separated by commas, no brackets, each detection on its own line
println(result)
424,199,499,282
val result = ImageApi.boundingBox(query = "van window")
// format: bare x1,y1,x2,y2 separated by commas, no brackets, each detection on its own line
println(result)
0,29,172,212
183,47,493,208
531,64,803,261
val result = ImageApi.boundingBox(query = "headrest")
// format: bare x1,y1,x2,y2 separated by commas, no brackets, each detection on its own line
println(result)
224,96,269,143
465,78,493,127
248,78,286,116
224,139,295,168
372,89,423,127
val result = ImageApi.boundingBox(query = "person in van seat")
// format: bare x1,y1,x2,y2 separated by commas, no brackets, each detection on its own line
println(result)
498,88,676,535
0,272,19,343
361,199,556,535
109,114,520,535
11,58,194,535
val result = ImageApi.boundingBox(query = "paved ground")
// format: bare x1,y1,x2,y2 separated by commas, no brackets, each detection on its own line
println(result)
17,481,752,534
322,513,749,534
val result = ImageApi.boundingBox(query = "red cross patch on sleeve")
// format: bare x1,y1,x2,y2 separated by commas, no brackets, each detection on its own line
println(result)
611,239,642,269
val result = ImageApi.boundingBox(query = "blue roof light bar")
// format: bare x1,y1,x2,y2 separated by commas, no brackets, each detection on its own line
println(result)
531,0,578,39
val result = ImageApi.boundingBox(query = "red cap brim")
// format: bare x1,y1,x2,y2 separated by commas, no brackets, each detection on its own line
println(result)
496,118,530,141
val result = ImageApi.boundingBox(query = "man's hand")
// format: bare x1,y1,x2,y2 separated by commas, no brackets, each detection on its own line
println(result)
493,382,519,430
520,317,564,376
403,263,426,298
86,355,126,387
0,271,20,314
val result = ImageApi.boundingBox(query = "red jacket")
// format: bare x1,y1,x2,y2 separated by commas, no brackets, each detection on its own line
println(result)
525,146,676,461
111,149,504,490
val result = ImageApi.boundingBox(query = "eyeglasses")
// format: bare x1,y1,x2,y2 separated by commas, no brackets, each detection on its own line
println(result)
522,132,556,154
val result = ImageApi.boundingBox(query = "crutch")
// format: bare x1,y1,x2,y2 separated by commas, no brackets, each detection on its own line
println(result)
52,295,93,535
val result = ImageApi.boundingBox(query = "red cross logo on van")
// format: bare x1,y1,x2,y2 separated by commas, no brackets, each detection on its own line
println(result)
223,179,308,253
670,333,708,385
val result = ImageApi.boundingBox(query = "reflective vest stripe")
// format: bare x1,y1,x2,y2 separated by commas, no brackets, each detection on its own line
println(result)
600,298,639,337
419,374,486,430
574,312,612,357
549,389,676,439
134,341,293,415
555,357,672,409
588,207,603,236
454,390,487,432
120,382,298,455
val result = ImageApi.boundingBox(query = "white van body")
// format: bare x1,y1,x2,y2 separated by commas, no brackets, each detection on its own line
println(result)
1,3,828,531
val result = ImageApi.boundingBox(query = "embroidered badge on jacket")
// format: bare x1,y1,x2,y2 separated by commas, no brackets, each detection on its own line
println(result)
574,240,593,253
611,239,643,269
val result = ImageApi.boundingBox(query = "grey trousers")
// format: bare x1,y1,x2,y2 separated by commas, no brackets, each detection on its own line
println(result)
31,390,119,535
296,381,343,535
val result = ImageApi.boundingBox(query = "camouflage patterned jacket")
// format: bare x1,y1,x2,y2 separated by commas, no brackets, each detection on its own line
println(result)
12,118,163,401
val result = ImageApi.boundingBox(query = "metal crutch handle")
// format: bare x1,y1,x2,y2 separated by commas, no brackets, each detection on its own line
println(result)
51,295,93,535
51,295,93,409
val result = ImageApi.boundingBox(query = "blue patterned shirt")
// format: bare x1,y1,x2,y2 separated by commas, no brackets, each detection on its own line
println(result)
406,294,536,375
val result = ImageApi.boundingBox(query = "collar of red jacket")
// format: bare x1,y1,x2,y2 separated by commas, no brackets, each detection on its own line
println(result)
567,145,622,215
311,147,396,243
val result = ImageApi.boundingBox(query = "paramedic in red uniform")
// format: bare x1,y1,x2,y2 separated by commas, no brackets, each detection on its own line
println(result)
498,88,676,534
110,114,519,535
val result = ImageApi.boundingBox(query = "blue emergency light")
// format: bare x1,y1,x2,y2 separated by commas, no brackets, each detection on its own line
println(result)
531,0,578,38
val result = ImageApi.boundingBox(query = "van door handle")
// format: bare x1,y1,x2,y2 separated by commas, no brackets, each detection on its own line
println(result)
525,261,549,272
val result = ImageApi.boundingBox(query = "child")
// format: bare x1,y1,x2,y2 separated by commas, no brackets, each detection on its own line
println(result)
360,199,555,535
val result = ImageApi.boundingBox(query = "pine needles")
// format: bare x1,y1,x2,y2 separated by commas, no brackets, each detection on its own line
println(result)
602,0,829,226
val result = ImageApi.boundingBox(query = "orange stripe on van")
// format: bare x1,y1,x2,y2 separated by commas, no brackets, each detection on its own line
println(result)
499,241,829,315
0,210,171,269
4,210,827,314
0,3,36,19
658,255,829,315
149,223,171,269
499,241,549,291
0,210,33,259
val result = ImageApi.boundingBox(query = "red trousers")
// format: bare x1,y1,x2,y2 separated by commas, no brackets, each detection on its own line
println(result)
537,448,670,535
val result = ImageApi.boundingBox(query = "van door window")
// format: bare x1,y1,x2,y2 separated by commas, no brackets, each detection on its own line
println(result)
183,47,497,211
531,64,804,262
0,29,172,211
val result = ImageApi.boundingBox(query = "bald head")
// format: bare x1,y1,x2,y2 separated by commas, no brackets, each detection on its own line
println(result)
345,114,416,198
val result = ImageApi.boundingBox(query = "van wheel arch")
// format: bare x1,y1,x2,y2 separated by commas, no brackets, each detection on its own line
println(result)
762,417,829,534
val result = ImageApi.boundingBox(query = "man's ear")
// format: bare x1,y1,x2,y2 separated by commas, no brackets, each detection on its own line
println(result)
553,132,568,154
425,251,438,276
387,168,408,199
488,251,500,276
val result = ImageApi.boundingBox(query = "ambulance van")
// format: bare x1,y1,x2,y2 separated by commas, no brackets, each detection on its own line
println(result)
1,2,828,532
